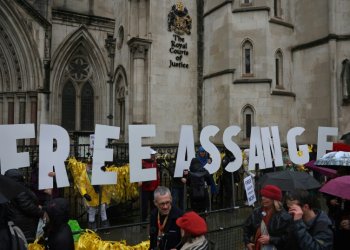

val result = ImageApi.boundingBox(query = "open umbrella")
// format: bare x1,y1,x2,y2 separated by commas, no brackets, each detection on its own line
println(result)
259,170,321,191
319,176,350,200
0,174,27,204
315,151,350,169
304,160,337,178
332,142,350,152
340,131,350,142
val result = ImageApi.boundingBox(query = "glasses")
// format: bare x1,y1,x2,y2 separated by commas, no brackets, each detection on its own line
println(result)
157,201,171,207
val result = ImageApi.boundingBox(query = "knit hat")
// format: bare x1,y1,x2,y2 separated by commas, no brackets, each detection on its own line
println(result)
198,146,205,152
176,211,207,236
260,184,282,201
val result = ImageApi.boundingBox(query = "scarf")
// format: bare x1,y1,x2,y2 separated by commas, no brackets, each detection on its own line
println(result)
197,154,208,167
254,208,273,250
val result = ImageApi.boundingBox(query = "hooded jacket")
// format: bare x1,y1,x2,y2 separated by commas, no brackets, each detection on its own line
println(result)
5,169,44,242
141,158,160,191
44,198,74,250
188,158,212,188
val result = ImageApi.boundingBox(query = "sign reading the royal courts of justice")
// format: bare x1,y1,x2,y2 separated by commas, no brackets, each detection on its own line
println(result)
167,1,192,69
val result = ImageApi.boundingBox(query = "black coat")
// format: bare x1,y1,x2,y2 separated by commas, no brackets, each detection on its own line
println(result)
243,207,292,249
0,205,11,250
44,198,74,250
5,168,44,242
46,223,74,250
149,206,183,250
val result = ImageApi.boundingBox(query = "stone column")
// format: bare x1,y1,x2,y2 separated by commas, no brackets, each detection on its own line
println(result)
105,35,116,126
328,0,338,127
17,93,26,124
128,38,151,124
6,94,14,124
29,92,38,145
138,0,147,37
0,94,3,124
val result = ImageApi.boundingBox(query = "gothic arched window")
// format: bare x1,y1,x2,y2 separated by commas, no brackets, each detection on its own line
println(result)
242,105,255,139
62,81,76,131
274,0,282,18
242,40,254,75
61,51,95,132
275,50,283,88
80,82,94,131
116,75,126,138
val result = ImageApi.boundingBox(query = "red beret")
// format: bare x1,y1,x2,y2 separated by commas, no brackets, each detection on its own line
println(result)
176,211,207,236
260,184,282,201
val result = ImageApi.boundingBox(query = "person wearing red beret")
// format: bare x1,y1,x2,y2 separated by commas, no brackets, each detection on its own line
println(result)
243,185,292,250
175,211,208,250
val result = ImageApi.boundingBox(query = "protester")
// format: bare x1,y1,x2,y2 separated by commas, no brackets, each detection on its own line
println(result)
187,157,213,213
139,148,160,223
149,186,183,250
169,151,186,211
220,148,240,209
324,166,350,249
30,160,60,206
243,184,291,250
43,197,74,250
176,211,208,250
195,147,216,187
0,202,12,249
285,189,333,250
4,168,46,243
78,159,110,229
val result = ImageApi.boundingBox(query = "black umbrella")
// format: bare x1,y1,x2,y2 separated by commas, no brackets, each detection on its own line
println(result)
0,174,28,204
259,170,320,192
340,132,350,140
341,132,350,145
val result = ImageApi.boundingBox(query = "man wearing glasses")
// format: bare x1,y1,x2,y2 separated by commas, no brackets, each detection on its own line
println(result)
149,186,184,250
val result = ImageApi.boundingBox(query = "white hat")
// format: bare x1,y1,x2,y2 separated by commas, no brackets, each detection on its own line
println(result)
150,148,157,155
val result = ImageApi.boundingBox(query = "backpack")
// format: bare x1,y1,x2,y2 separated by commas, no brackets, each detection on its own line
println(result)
189,171,207,201
8,221,27,250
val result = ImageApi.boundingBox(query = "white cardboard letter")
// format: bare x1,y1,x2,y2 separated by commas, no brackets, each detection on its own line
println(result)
222,126,242,172
174,125,195,177
39,124,70,189
261,127,283,168
91,125,119,185
200,125,221,174
287,127,309,165
129,124,156,183
248,127,265,170
0,124,34,174
317,127,338,159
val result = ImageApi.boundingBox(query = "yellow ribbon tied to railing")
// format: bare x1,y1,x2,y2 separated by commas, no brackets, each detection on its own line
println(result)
76,229,150,250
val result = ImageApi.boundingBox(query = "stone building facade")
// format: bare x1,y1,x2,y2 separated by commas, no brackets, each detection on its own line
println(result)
0,0,349,147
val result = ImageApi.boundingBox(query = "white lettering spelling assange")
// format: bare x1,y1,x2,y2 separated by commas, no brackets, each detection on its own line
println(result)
0,124,338,190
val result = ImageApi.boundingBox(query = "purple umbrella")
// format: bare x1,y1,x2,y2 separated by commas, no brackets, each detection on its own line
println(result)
319,176,350,200
304,160,337,178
